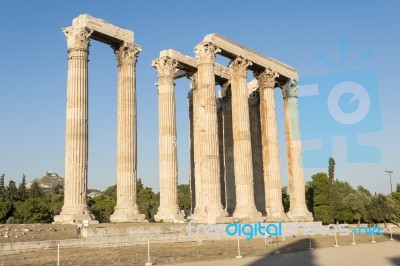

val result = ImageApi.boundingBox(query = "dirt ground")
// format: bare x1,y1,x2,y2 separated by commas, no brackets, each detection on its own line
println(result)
0,224,80,243
1,224,399,266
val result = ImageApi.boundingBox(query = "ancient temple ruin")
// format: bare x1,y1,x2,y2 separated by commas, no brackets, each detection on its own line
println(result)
152,35,313,223
55,14,313,224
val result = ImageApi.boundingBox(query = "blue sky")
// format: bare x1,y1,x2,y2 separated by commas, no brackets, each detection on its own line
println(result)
0,1,399,194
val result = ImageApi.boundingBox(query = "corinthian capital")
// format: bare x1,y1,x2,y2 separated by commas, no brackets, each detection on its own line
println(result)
282,79,299,98
115,43,141,66
152,57,178,78
63,26,93,50
228,56,252,78
195,42,221,64
254,68,279,89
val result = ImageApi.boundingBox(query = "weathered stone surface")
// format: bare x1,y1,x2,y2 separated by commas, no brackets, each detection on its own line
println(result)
248,91,266,215
110,42,145,223
229,56,261,219
152,57,183,222
256,69,288,222
56,15,143,224
282,79,313,222
193,42,228,220
54,24,97,225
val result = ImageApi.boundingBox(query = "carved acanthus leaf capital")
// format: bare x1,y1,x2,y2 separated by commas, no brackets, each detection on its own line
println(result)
115,43,141,66
282,79,299,98
228,56,252,78
63,26,93,50
195,42,221,64
152,57,178,78
254,68,279,89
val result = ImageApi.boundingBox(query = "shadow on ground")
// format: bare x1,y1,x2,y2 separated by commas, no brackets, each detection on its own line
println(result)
248,231,400,266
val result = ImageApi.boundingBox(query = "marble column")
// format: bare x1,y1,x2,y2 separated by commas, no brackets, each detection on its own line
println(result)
222,88,236,216
194,42,227,220
54,26,98,224
248,91,266,215
229,56,261,218
282,79,313,222
256,69,288,221
190,73,207,219
151,57,183,222
217,98,226,209
188,90,196,214
110,43,146,222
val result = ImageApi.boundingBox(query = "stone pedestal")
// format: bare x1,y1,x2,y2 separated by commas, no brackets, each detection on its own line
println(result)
54,26,98,224
152,57,183,222
282,79,313,222
229,56,261,219
110,43,146,222
256,69,288,222
193,42,228,219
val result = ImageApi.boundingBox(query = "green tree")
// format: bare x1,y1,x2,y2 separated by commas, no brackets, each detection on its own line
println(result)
136,178,144,193
18,174,28,201
305,182,314,214
0,174,5,201
29,181,43,198
137,187,159,221
178,184,191,212
88,195,116,223
328,157,336,223
343,191,371,225
5,180,18,202
103,184,117,200
49,193,64,217
282,186,290,213
13,198,53,223
0,201,12,223
311,172,331,224
368,194,396,225
357,185,372,197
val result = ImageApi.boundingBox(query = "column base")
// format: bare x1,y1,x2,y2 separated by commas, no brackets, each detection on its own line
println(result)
233,206,262,219
53,205,98,224
266,211,290,222
206,205,229,219
154,209,185,223
110,207,148,223
190,206,229,224
287,208,314,222
191,206,207,220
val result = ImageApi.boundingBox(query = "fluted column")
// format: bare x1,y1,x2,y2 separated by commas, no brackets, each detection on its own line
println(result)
248,91,266,215
152,57,183,222
54,26,98,224
256,69,288,221
194,42,227,220
110,43,146,222
222,88,236,215
229,56,261,218
282,79,313,222
190,73,207,218
217,98,226,209
188,90,196,214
